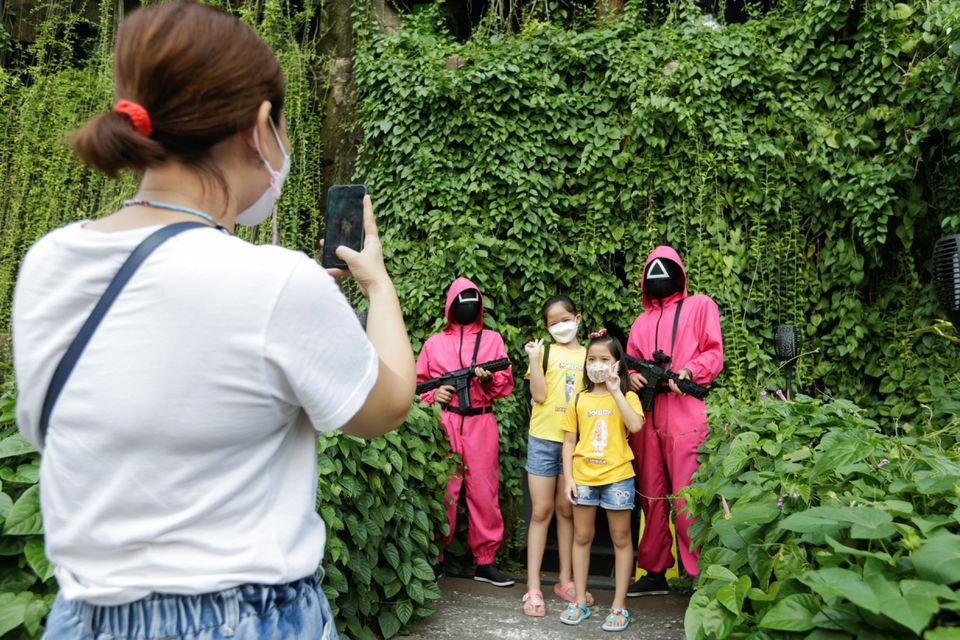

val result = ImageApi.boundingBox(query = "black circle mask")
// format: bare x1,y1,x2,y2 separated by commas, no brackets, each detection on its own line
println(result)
451,290,482,325
644,258,683,300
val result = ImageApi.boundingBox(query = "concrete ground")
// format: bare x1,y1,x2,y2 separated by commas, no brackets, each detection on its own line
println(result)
402,576,688,640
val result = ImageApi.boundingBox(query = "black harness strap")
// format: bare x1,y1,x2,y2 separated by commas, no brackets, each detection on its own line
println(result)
670,299,684,359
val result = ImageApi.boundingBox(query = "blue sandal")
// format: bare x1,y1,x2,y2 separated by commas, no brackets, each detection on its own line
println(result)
602,607,631,632
560,601,591,625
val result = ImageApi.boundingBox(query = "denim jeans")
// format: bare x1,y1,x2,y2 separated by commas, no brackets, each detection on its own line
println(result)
44,575,339,640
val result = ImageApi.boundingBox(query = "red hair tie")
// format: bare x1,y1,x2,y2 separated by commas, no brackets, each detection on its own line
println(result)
589,328,608,339
113,100,153,138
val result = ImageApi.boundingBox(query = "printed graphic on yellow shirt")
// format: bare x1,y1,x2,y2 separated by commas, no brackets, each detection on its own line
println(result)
589,418,607,462
563,391,642,486
564,372,576,405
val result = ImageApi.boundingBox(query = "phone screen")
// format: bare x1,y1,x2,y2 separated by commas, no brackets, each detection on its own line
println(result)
322,185,366,269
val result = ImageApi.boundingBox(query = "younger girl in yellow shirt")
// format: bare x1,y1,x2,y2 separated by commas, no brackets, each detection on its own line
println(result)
560,329,643,632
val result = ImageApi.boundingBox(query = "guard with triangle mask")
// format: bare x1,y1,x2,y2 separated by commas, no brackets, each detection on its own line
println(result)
624,246,724,595
415,278,515,588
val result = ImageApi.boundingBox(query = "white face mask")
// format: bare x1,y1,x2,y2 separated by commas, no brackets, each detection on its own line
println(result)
235,118,291,241
586,363,611,384
548,321,579,344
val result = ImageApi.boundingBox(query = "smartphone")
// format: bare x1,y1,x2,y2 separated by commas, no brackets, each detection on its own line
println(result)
322,184,367,270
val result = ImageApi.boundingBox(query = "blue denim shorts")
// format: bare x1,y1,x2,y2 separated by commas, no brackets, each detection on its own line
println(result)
524,435,564,477
43,574,338,640
575,477,636,510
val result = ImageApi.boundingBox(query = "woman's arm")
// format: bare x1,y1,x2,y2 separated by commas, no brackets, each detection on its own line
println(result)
333,197,416,439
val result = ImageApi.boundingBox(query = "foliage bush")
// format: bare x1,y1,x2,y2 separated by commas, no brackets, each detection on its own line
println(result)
352,0,960,562
683,396,960,638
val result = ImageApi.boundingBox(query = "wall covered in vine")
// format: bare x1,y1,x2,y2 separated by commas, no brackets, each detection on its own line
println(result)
352,0,960,559
0,0,328,327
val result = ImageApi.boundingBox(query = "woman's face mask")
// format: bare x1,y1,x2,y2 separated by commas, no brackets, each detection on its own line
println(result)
586,363,611,384
548,321,578,344
235,118,291,241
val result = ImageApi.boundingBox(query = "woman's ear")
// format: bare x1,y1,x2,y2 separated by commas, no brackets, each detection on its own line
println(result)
248,100,273,155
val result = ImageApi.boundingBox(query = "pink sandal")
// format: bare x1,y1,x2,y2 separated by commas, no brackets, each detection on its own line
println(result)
522,589,546,617
554,581,595,607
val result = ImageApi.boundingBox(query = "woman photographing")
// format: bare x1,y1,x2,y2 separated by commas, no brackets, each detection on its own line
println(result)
11,3,415,638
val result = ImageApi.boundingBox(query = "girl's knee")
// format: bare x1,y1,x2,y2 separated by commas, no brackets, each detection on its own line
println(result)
530,502,554,524
573,529,595,546
610,528,632,548
555,502,572,520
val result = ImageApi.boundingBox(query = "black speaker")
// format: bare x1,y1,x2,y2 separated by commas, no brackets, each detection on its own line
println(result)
933,235,960,328
774,325,799,399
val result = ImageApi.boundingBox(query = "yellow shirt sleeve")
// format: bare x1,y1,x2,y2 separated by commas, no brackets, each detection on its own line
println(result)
562,396,578,433
625,391,644,420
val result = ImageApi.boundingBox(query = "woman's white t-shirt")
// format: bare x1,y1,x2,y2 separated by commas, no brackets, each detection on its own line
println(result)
11,222,379,605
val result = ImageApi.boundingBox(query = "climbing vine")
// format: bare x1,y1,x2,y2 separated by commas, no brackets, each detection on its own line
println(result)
352,0,960,560
0,0,328,327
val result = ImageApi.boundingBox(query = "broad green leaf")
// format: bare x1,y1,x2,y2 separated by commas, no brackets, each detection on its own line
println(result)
824,535,893,564
909,531,960,585
0,592,34,636
0,434,34,460
891,3,915,20
378,609,401,639
395,600,413,625
383,543,401,570
0,492,12,522
3,485,41,535
24,537,54,582
799,568,880,613
926,629,960,640
758,594,820,631
411,557,435,582
0,464,39,485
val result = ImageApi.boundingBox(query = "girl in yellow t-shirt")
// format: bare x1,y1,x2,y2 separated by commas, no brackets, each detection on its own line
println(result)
521,296,591,618
559,330,643,632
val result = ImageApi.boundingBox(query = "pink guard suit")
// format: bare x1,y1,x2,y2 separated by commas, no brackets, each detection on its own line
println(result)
416,277,514,564
627,246,723,576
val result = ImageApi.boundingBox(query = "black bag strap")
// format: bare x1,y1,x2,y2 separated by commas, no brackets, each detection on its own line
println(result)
670,299,684,358
38,222,208,447
470,331,482,368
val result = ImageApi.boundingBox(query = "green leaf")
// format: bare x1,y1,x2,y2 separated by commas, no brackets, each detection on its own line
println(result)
0,592,34,637
799,568,880,613
411,557,435,581
909,531,960,585
3,485,41,535
24,537,55,582
891,3,915,20
395,600,413,625
0,464,39,485
383,542,401,569
0,434,34,460
378,609,401,639
0,492,12,523
758,594,820,631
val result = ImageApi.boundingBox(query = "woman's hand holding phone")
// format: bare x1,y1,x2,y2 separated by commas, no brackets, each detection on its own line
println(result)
323,195,388,297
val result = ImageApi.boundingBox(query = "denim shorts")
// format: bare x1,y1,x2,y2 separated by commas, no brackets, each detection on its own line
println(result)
43,574,338,640
524,435,564,477
575,477,636,510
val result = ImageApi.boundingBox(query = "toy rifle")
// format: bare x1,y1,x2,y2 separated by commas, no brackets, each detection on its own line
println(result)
624,351,709,412
416,358,512,409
